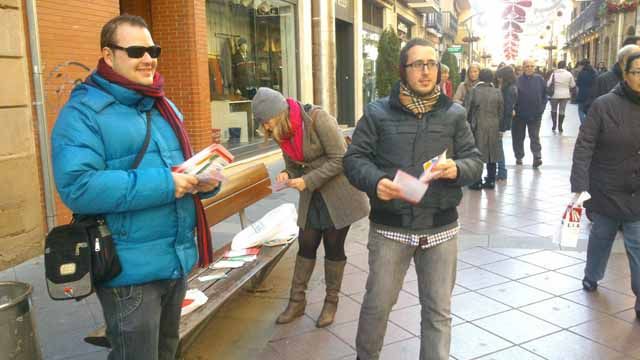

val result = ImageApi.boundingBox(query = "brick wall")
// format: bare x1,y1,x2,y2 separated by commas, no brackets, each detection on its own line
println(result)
36,0,119,224
150,0,212,152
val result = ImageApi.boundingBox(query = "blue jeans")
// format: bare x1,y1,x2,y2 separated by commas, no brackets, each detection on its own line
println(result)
584,212,640,310
97,277,187,360
578,103,587,124
497,160,507,179
356,225,458,360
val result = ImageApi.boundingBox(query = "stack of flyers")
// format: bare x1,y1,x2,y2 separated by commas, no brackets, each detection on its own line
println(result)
270,181,289,192
181,289,208,316
198,269,229,282
172,144,234,183
210,260,245,269
393,170,428,204
223,247,261,258
419,150,447,183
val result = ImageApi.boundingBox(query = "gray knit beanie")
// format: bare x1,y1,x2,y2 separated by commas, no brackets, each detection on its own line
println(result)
252,87,288,124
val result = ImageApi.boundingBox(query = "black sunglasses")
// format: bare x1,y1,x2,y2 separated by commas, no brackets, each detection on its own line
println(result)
108,44,162,59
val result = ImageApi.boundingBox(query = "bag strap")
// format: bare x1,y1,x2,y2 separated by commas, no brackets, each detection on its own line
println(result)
131,111,152,169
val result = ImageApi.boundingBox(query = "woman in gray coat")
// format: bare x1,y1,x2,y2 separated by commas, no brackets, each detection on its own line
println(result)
252,87,369,328
465,69,504,189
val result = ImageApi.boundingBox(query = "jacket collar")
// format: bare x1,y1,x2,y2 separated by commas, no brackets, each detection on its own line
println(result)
89,72,156,112
389,81,452,115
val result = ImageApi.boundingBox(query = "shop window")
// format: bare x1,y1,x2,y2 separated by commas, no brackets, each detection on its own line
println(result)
363,30,379,107
206,0,297,148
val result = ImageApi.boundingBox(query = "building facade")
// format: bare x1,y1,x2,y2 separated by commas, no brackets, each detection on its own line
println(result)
3,0,470,269
567,0,638,68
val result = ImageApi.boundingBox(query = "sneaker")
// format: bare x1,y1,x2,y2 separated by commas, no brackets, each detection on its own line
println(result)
533,158,542,168
582,278,598,292
516,159,523,165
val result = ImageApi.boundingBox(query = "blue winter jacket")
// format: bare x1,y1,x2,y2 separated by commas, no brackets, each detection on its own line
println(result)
51,73,218,287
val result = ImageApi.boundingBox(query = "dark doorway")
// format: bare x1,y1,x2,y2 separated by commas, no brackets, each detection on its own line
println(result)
335,19,355,126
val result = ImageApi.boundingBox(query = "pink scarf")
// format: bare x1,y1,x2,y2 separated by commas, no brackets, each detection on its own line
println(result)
279,98,304,162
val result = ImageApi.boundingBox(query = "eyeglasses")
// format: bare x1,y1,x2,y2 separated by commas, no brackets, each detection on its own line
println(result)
627,70,640,77
108,44,162,59
405,60,439,72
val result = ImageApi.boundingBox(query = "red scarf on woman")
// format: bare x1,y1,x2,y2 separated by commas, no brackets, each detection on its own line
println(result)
92,58,213,267
279,98,304,162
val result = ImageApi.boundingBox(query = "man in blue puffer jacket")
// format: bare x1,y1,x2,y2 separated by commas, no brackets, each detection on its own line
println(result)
51,14,220,359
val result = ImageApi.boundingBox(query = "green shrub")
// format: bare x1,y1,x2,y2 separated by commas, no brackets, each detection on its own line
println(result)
375,27,401,97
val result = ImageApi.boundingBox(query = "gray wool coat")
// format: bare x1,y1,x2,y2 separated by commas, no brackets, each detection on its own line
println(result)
465,82,505,163
282,103,370,230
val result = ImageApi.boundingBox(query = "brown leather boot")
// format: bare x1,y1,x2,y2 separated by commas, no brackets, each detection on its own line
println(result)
316,259,346,328
276,256,316,324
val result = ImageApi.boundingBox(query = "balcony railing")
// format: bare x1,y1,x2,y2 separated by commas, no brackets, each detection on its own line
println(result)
424,10,443,34
405,0,440,13
567,0,603,42
442,11,458,39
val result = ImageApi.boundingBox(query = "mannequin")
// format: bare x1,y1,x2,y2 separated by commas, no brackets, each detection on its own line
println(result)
232,37,257,99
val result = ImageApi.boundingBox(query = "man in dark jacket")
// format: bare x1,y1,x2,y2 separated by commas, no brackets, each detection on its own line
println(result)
344,38,483,360
513,59,546,168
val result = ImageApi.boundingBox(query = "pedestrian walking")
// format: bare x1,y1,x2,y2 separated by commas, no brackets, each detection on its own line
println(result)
513,59,547,168
465,69,504,190
496,65,518,180
576,59,597,124
440,63,453,98
547,60,576,133
587,43,640,107
51,15,221,359
252,87,370,328
454,62,480,104
344,38,483,360
570,52,640,321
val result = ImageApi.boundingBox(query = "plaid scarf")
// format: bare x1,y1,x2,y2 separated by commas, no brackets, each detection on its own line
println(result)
399,83,441,117
91,58,213,268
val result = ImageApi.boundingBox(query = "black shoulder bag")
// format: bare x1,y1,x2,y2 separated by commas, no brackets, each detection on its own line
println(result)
45,112,153,300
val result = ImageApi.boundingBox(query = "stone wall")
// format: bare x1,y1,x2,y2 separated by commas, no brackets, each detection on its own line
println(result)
0,0,45,270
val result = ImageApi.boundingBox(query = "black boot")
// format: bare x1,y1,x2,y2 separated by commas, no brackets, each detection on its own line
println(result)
468,180,483,190
551,111,557,132
558,114,565,133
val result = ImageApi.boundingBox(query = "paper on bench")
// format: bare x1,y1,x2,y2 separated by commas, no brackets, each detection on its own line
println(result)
210,260,245,269
181,289,208,316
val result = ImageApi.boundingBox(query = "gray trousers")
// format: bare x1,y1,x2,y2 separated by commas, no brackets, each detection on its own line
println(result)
355,227,458,360
512,116,542,160
97,277,187,360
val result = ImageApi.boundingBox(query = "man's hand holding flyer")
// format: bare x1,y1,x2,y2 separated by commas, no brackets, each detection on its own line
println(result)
172,144,234,184
393,150,447,204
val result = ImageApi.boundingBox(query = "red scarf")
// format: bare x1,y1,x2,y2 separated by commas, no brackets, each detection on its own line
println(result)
279,98,304,162
92,59,213,268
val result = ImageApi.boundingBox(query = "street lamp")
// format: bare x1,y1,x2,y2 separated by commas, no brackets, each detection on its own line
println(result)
543,10,563,70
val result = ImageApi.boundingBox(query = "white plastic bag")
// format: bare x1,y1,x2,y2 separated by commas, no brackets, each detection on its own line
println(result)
231,203,298,250
554,192,591,248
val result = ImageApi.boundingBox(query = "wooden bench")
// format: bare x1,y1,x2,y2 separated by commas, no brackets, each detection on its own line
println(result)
84,163,295,354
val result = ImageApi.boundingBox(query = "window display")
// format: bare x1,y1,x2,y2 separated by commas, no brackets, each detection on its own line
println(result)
206,0,298,148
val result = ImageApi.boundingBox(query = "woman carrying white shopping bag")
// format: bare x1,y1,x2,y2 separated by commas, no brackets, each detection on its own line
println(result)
252,88,369,327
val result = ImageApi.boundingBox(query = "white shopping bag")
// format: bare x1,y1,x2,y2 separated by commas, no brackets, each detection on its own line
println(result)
553,192,591,248
231,203,298,250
